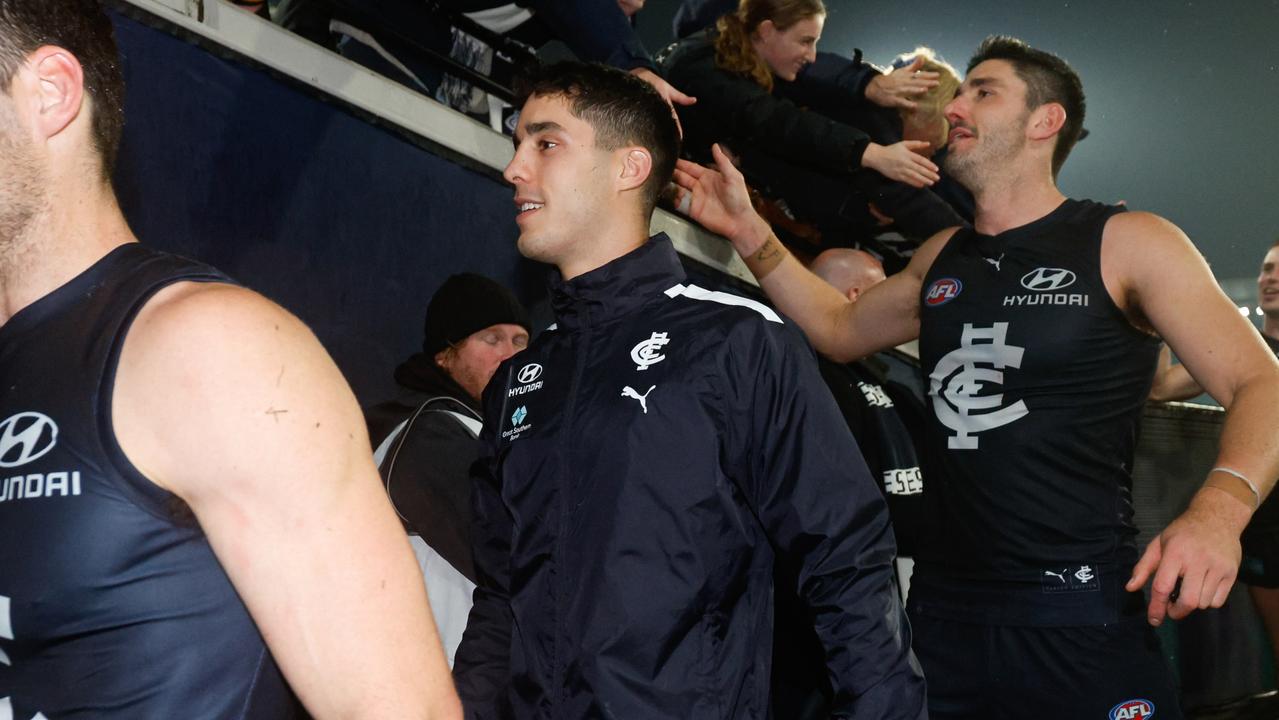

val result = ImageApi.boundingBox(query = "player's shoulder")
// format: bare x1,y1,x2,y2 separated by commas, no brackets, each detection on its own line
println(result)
123,280,327,391
135,281,306,344
1101,208,1195,260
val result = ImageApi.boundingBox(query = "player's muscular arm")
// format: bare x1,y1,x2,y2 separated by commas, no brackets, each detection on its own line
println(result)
672,144,956,361
111,283,462,720
1105,212,1279,625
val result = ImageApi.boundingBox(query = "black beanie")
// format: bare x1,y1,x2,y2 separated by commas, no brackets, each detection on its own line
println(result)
422,273,530,355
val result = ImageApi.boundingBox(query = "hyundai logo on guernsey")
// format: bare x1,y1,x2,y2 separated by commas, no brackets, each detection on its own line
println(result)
1109,699,1155,720
924,278,962,307
509,363,544,397
0,412,82,505
0,412,58,468
1003,267,1090,308
1021,267,1077,291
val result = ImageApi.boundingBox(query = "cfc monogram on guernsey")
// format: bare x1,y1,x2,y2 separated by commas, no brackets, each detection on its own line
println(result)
0,244,294,718
911,200,1161,627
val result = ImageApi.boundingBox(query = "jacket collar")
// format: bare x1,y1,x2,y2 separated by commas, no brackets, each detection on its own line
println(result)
393,352,482,414
549,234,686,332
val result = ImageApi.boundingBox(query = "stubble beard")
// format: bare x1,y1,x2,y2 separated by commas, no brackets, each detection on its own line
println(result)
942,115,1029,196
0,104,49,279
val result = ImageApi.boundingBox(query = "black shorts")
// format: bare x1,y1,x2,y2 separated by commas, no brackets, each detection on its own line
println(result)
1241,518,1279,588
910,612,1181,720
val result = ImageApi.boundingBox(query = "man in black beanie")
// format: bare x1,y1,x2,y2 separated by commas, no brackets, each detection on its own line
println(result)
365,273,530,667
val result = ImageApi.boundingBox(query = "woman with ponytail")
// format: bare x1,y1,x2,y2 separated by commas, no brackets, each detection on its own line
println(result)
660,0,967,253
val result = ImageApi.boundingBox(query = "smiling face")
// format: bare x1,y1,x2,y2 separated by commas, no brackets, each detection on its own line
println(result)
941,59,1035,193
751,14,823,82
504,93,618,273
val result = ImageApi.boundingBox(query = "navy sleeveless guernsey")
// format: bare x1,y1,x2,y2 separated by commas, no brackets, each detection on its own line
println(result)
910,199,1160,627
0,244,294,718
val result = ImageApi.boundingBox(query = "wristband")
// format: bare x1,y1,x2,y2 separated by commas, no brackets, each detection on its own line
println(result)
1207,466,1261,510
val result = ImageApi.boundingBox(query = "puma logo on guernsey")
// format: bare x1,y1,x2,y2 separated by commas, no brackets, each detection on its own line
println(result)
621,385,656,414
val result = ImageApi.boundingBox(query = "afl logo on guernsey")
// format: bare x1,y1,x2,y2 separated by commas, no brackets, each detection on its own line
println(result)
0,412,58,468
924,278,962,307
1109,699,1155,719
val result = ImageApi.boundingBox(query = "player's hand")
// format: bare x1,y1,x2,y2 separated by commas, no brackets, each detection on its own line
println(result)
672,144,771,255
861,141,939,188
864,56,939,111
630,68,696,137
1126,487,1250,625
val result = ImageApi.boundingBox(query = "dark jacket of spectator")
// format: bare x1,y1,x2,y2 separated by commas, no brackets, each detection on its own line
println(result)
367,354,484,582
661,28,873,177
659,29,964,255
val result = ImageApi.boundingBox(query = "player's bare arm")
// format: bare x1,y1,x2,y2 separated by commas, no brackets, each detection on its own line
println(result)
672,145,959,362
1104,211,1279,625
1148,344,1203,403
111,282,462,719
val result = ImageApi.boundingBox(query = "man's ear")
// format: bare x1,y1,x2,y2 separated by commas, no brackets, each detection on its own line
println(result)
1028,102,1067,142
27,46,85,143
617,147,653,194
434,347,452,371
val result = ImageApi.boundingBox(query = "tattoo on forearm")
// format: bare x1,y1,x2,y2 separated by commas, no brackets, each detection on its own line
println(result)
755,238,781,263
746,236,788,279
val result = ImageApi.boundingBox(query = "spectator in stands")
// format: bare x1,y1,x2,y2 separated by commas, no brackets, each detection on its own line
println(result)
809,249,927,554
658,0,966,266
1150,240,1279,694
275,0,693,129
772,248,930,719
365,273,530,668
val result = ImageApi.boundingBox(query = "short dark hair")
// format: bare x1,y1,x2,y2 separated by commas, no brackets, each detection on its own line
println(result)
515,62,679,216
0,0,124,179
968,35,1084,178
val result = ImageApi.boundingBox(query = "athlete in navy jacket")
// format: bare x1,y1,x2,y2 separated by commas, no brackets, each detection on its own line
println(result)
452,63,925,719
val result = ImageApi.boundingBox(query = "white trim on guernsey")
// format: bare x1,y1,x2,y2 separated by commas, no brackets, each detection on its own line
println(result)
664,283,784,324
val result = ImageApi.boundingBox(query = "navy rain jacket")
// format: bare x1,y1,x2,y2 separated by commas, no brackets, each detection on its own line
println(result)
454,236,925,719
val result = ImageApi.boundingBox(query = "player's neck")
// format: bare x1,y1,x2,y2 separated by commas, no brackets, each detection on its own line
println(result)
0,178,135,327
970,168,1066,237
556,213,650,282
